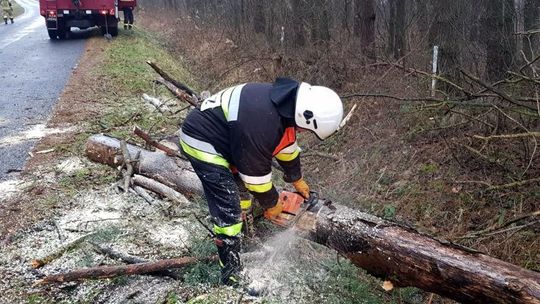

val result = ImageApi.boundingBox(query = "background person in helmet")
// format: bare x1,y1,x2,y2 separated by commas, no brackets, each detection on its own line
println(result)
1,0,14,24
180,77,343,285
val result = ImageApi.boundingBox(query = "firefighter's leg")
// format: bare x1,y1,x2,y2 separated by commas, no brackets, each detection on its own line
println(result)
123,9,128,29
186,155,243,285
127,9,133,29
234,173,254,238
9,9,13,23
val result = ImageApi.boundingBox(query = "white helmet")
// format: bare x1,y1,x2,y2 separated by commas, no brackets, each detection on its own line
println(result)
295,83,344,140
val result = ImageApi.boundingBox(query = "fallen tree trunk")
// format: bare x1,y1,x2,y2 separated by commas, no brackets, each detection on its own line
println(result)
298,206,540,304
37,256,211,284
85,134,202,196
86,135,540,304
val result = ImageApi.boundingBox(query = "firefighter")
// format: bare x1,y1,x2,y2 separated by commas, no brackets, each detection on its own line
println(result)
123,5,134,29
180,77,343,285
1,0,13,25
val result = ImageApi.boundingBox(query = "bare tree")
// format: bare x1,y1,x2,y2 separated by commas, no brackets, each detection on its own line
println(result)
354,0,376,59
388,0,406,59
523,0,540,61
483,0,517,80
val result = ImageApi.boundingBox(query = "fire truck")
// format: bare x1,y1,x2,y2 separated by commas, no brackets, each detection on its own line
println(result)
39,0,136,39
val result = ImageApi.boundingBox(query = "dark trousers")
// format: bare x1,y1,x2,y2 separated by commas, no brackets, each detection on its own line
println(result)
185,155,243,234
123,8,134,25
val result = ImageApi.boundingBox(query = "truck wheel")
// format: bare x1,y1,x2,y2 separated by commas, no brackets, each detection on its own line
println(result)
47,29,58,40
109,26,118,37
57,28,67,40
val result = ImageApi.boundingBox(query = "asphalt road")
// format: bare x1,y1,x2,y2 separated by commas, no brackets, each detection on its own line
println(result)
0,0,88,181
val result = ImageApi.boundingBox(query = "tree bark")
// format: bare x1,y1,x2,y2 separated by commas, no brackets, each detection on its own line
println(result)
85,135,540,304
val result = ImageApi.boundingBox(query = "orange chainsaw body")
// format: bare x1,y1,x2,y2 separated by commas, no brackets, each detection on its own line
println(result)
271,191,306,227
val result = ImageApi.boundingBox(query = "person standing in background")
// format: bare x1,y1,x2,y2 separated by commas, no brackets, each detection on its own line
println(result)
1,0,14,25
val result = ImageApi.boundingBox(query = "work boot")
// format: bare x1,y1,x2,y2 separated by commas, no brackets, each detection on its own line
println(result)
216,235,242,286
123,23,127,29
10,18,13,24
4,18,7,25
128,24,132,30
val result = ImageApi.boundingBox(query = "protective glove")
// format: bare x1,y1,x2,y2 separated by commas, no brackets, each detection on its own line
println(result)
292,178,310,199
263,199,284,220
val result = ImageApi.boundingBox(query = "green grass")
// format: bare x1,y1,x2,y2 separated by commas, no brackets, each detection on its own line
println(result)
101,29,197,94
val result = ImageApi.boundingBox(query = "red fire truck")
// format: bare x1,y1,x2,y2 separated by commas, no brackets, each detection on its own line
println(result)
39,0,136,39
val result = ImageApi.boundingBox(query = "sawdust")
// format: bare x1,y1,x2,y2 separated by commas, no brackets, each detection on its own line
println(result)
0,184,203,302
0,124,76,147
55,157,85,174
0,178,30,202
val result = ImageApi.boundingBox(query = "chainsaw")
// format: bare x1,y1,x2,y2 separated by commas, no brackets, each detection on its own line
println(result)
270,190,324,227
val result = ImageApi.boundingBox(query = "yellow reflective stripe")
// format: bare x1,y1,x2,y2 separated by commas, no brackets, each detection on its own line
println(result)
240,199,252,210
275,149,300,161
245,182,273,193
180,140,229,168
213,222,243,236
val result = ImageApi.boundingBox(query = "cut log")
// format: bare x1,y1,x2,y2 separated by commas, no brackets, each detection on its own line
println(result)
37,256,214,284
85,134,540,304
85,134,202,196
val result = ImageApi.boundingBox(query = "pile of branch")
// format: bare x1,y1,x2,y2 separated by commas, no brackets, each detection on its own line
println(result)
85,135,540,304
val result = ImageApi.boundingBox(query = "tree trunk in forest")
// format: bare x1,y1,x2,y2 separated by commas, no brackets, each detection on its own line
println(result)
310,0,331,45
523,0,540,62
354,0,376,59
388,0,406,59
289,0,306,48
253,1,265,34
85,134,540,304
428,0,465,95
483,0,516,80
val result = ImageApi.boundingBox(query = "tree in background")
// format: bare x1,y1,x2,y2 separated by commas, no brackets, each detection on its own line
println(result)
354,0,376,59
388,0,406,60
523,0,540,62
428,0,466,94
483,0,516,80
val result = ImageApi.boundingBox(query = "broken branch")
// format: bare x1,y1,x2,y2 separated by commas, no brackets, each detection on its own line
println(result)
37,256,215,284
31,232,97,268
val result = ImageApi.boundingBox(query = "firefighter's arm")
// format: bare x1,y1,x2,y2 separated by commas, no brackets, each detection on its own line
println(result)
275,142,310,198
